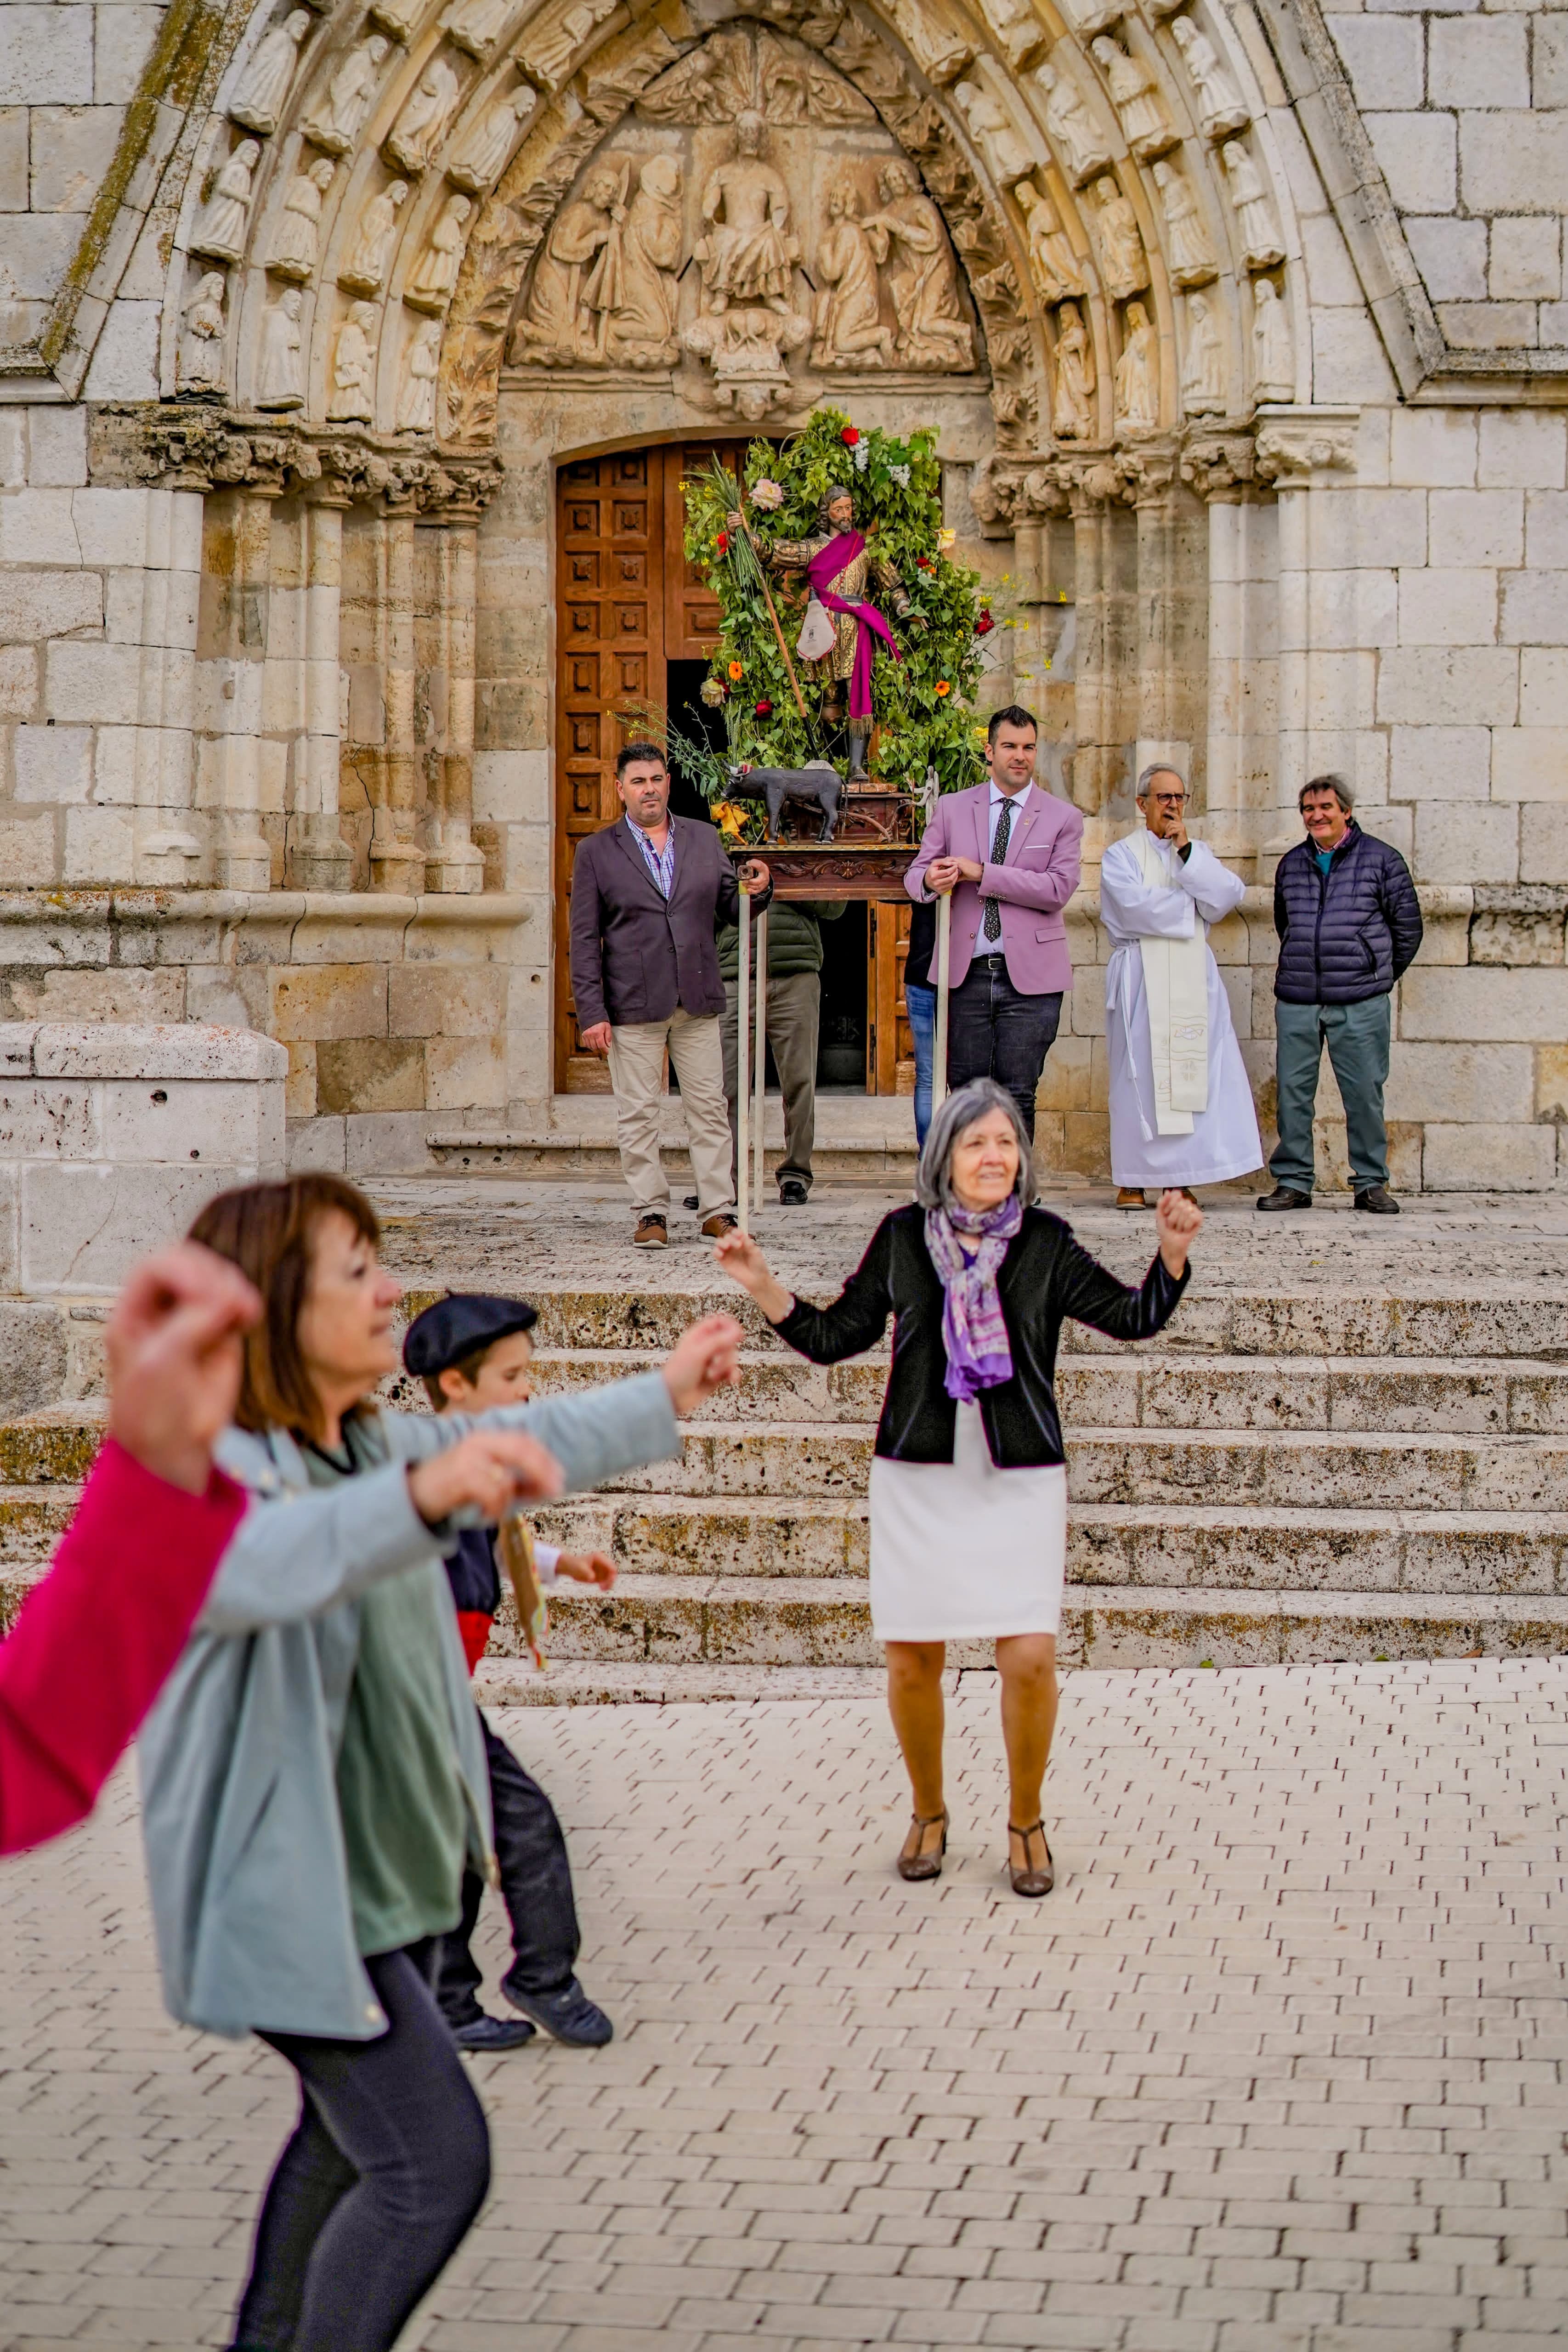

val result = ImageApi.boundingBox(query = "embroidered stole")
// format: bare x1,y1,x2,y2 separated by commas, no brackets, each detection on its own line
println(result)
1133,826,1209,1135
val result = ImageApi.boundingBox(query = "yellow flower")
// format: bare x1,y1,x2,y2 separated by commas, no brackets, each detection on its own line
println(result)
728,658,743,681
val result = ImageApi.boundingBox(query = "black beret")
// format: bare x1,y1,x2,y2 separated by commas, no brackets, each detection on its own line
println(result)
402,1291,538,1379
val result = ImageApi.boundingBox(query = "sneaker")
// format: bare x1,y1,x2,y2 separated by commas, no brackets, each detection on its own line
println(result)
1256,1186,1312,1211
634,1213,668,1248
1354,1185,1400,1215
501,1970,614,2047
448,2011,537,2053
778,1178,809,1206
700,1211,738,1238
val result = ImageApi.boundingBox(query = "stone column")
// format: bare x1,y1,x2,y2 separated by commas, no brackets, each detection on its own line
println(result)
370,489,426,897
1255,413,1359,833
1182,434,1261,842
427,507,485,894
290,486,354,889
1120,441,1208,800
1063,458,1135,816
202,484,277,893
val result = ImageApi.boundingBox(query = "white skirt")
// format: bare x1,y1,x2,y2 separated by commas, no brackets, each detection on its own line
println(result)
867,1400,1067,1642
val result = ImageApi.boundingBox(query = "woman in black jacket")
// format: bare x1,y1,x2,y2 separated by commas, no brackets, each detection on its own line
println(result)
716,1079,1200,1897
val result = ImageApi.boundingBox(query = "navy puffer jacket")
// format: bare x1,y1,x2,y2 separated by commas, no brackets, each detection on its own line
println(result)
1273,823,1423,1006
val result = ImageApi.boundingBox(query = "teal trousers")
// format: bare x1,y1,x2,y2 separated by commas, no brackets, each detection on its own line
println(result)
1269,994,1391,1196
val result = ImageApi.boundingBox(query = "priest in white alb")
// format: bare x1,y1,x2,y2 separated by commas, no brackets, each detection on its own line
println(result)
1099,764,1263,1207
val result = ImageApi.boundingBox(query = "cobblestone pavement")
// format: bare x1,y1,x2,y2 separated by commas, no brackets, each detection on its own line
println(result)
2,1658,1566,2350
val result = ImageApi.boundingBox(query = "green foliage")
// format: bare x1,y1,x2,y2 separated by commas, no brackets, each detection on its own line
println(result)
681,409,988,800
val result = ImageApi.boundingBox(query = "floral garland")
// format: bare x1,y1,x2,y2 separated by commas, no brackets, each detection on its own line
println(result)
683,409,991,804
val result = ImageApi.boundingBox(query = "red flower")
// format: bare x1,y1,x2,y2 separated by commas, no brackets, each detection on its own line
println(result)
840,426,860,447
716,530,730,554
916,555,934,570
975,610,995,637
754,697,774,717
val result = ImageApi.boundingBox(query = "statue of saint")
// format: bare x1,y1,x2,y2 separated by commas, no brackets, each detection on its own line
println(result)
230,10,311,136
384,52,463,175
1092,173,1149,301
811,179,896,368
397,315,443,430
863,158,972,370
1152,158,1216,286
694,112,797,312
256,286,305,409
1033,56,1110,185
1091,35,1176,159
448,83,536,191
406,191,472,310
512,164,619,361
1170,17,1250,139
1016,178,1084,303
1051,300,1094,439
338,177,409,294
267,155,335,279
179,271,227,393
1114,298,1159,431
300,32,389,154
1251,274,1294,401
1222,138,1284,269
1182,289,1226,413
192,138,259,266
606,156,683,366
328,300,379,421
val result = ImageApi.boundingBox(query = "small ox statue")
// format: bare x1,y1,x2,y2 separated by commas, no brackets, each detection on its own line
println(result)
726,758,841,843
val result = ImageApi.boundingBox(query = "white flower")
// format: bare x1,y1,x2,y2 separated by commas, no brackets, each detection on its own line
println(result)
889,463,911,488
853,440,870,473
700,677,725,707
748,477,784,510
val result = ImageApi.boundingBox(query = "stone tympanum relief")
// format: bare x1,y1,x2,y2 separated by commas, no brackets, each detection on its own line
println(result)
192,139,260,266
300,32,390,154
1168,15,1248,139
229,10,313,137
812,179,897,367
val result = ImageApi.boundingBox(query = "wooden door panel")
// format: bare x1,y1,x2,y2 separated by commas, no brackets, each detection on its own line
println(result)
663,441,755,661
867,901,913,1097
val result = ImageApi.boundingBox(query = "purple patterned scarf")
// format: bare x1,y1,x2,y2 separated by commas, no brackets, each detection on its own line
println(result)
923,1193,1023,1403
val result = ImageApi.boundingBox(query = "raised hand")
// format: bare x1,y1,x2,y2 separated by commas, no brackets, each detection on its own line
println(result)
713,1228,794,1325
106,1243,262,1495
1154,1187,1202,1277
408,1429,564,1527
556,1549,617,1591
662,1312,745,1414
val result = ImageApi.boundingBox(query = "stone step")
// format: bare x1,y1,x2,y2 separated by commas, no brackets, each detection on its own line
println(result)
473,1659,889,1707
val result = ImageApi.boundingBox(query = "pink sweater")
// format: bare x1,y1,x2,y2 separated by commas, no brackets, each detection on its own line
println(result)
0,1438,245,1855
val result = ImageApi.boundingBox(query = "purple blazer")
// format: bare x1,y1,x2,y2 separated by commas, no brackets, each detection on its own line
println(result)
906,782,1084,994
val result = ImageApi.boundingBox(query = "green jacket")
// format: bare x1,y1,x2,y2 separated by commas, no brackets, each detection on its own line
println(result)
718,899,846,982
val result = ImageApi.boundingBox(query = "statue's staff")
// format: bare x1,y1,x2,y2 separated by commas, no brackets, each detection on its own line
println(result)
725,507,809,721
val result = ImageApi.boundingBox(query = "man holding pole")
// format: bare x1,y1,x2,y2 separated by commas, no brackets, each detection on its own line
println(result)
906,707,1083,1142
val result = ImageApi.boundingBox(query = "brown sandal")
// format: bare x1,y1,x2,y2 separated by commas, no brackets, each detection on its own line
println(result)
1008,1821,1054,1898
897,1809,948,1882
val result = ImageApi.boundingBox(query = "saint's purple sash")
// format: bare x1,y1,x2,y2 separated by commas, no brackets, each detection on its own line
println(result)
805,530,900,722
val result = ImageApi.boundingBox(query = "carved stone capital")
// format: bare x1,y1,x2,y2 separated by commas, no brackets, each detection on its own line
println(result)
1061,453,1130,513
1115,439,1180,505
89,406,503,514
1180,430,1257,501
1254,409,1358,485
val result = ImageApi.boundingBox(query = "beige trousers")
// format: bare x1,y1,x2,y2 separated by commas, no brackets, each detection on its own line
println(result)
606,1010,735,1215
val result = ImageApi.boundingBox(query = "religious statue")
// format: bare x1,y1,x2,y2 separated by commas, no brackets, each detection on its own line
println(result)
328,300,379,420
266,155,335,279
397,314,443,429
888,0,973,84
447,82,537,190
1051,300,1095,439
513,162,620,361
953,80,1036,188
300,32,390,154
1092,174,1149,300
337,177,408,293
976,0,1046,72
384,52,463,174
1114,298,1159,430
1182,289,1226,412
606,156,683,366
1169,15,1249,140
1090,35,1177,160
178,270,227,393
442,0,509,57
1033,56,1111,185
1251,273,1294,400
694,111,798,312
812,178,896,368
864,158,973,370
1222,138,1284,267
1151,158,1216,285
192,139,260,267
730,484,915,780
229,9,312,137
255,285,305,409
685,297,809,417
522,0,616,89
1016,177,1085,302
406,190,472,310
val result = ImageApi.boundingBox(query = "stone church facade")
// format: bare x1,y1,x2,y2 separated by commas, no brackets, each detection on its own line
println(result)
0,0,1565,1184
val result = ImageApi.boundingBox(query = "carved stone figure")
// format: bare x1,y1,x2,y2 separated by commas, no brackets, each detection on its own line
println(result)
338,178,408,293
607,155,683,365
1169,15,1249,139
696,112,797,310
301,33,390,155
758,30,876,126
889,0,973,85
684,296,809,418
1033,57,1111,185
1016,176,1084,302
1182,289,1225,412
328,300,379,419
447,82,537,190
179,270,227,392
229,10,312,137
864,158,973,369
1059,0,1126,35
1251,273,1294,400
953,81,1035,189
442,0,509,57
1092,174,1148,300
636,33,747,123
384,52,463,174
1090,35,1177,160
1114,297,1158,430
977,0,1046,71
405,191,472,310
267,154,335,279
514,161,620,360
742,483,913,770
397,314,442,428
812,178,895,368
1051,300,1094,439
522,0,616,90
1223,139,1284,268
192,139,260,266
256,285,305,408
1151,158,1216,285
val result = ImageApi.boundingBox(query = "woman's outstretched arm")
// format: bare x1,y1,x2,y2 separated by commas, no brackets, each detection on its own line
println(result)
1056,1188,1200,1344
716,1220,896,1364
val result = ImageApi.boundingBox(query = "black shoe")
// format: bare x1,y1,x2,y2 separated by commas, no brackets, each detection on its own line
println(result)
1256,1186,1312,1211
1354,1185,1400,1215
683,1194,699,1210
778,1178,809,1206
448,2011,537,2053
501,1970,614,2047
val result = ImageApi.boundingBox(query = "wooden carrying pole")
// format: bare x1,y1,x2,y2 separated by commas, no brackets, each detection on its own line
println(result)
736,882,751,1235
753,908,768,1215
932,891,952,1115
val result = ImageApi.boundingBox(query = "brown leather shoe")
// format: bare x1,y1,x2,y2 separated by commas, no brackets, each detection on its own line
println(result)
633,1213,668,1248
700,1212,738,1238
1115,1186,1149,1210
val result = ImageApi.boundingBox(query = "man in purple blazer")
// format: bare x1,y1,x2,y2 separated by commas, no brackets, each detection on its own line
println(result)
906,705,1084,1142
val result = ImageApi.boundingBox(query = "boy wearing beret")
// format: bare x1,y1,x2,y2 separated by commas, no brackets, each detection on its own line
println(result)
404,1291,616,2054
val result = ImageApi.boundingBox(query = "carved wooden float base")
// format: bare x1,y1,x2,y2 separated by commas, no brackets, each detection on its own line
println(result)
730,843,917,900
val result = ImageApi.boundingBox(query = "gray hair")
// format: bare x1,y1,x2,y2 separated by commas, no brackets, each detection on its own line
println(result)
1300,771,1353,813
1136,762,1187,798
915,1078,1038,1213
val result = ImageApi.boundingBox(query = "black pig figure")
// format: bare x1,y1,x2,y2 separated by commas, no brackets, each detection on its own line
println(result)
725,759,842,843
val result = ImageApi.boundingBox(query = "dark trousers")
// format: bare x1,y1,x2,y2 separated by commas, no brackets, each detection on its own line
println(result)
721,969,821,1190
1270,993,1392,1195
233,1945,490,2352
946,956,1063,1143
435,1714,580,2024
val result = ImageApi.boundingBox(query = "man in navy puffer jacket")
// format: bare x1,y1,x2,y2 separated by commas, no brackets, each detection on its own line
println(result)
1259,774,1423,1216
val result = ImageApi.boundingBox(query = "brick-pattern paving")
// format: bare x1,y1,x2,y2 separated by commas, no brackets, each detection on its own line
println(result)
1,1659,1565,2350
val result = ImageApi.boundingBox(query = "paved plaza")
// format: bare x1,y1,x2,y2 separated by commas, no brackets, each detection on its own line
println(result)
1,1657,1565,2351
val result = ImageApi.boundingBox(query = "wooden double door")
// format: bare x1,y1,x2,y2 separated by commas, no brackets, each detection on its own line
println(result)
553,442,913,1095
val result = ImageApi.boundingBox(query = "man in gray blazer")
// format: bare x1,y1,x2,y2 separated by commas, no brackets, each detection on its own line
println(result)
569,742,771,1247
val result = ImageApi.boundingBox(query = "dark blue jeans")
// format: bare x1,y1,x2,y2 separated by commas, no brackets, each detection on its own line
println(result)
946,957,1063,1143
906,980,936,1151
435,1713,580,2023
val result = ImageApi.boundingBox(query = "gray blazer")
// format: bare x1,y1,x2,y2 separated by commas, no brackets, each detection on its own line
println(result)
138,1371,678,2041
568,813,772,1030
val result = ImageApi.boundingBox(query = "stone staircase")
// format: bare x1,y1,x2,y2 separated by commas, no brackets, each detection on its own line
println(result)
5,1206,1568,1703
